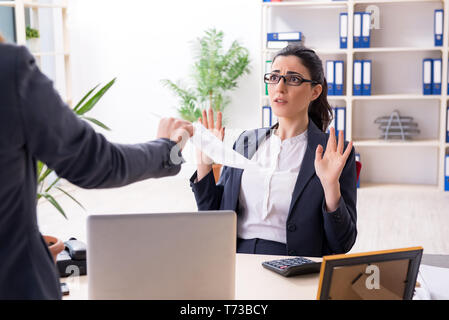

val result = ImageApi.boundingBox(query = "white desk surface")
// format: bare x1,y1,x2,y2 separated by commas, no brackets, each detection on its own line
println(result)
62,253,322,300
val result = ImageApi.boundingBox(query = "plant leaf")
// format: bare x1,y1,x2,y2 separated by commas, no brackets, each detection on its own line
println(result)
73,83,100,112
45,177,61,193
38,167,53,184
37,161,44,179
55,187,86,211
81,116,111,131
76,78,116,116
41,193,68,219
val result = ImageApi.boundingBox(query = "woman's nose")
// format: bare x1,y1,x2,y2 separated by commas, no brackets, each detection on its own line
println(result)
275,77,287,92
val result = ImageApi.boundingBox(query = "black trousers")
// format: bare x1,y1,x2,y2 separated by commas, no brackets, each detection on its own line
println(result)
237,238,287,255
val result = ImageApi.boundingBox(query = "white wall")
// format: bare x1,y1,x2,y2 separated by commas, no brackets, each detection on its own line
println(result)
67,0,262,177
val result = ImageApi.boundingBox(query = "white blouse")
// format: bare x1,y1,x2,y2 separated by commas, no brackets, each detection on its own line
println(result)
238,130,308,244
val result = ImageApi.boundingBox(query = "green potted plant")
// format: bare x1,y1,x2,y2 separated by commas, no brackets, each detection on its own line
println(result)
26,26,40,52
39,78,115,262
162,28,250,181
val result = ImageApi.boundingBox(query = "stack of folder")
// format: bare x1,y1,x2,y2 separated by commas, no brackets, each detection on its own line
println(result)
423,58,442,95
327,60,344,95
327,106,346,140
267,32,302,49
354,12,371,48
353,60,371,96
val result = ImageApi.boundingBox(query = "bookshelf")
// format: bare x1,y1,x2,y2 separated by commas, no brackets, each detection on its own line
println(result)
0,0,72,106
261,0,449,191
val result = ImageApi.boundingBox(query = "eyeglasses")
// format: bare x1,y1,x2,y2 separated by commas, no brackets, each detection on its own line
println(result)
264,72,320,86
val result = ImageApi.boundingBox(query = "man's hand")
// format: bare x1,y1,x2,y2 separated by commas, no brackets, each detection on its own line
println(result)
157,118,193,151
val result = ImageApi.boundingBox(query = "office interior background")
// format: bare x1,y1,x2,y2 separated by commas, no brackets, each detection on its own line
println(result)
1,0,449,255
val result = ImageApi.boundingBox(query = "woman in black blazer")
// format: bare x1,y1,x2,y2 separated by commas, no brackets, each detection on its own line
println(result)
190,45,357,257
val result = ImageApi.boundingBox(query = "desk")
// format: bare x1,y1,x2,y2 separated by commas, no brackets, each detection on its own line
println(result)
62,253,322,300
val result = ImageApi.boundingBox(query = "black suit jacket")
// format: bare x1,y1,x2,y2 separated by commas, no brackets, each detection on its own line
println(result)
0,44,182,299
190,120,357,257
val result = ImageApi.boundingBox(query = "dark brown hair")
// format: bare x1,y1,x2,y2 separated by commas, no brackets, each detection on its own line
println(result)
272,45,332,132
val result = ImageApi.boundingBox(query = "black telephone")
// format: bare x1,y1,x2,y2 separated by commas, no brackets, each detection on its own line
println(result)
56,238,87,278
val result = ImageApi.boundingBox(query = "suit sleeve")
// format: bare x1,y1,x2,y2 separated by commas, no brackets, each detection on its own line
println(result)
15,46,182,189
321,144,358,254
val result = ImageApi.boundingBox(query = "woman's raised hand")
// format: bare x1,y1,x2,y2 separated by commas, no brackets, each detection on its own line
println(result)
199,108,225,141
196,108,225,181
315,127,353,192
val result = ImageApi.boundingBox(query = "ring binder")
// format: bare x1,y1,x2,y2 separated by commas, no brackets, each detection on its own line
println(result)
434,9,443,47
353,12,362,48
362,60,372,96
423,59,433,95
353,60,363,96
362,12,371,48
340,13,348,49
327,60,335,95
334,61,344,96
432,58,442,95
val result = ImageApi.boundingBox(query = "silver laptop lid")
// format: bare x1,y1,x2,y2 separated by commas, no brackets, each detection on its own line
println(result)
87,211,236,300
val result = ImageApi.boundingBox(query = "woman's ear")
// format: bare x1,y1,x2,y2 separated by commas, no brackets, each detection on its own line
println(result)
310,84,323,102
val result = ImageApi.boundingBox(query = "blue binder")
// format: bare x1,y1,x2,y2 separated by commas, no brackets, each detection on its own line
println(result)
446,106,449,142
445,155,449,191
335,107,346,140
423,59,433,95
326,60,335,95
362,12,371,48
435,9,443,47
432,58,442,95
334,61,344,96
353,60,363,96
262,106,272,128
362,60,372,95
353,12,362,48
340,13,348,49
267,32,302,42
355,153,361,188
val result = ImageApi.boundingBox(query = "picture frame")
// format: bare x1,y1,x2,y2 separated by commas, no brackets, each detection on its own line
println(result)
317,247,423,300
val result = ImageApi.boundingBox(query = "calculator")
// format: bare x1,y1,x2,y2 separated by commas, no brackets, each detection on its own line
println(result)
262,257,322,277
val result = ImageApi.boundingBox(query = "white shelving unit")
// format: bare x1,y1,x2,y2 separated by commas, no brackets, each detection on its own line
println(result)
261,0,449,190
0,0,72,106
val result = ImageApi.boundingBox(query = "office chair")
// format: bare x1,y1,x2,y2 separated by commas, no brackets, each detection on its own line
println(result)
356,160,362,184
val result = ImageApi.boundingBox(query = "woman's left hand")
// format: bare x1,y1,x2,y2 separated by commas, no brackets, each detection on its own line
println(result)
315,127,353,188
314,128,353,212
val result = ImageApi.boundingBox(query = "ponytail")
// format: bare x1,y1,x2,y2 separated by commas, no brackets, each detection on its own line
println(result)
308,77,332,131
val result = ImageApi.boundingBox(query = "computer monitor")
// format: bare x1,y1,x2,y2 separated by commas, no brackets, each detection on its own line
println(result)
317,247,423,300
87,211,236,299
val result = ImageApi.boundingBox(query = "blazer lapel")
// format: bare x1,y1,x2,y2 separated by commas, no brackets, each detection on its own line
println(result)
287,120,327,219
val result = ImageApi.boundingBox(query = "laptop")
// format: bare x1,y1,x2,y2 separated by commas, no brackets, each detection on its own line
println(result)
86,211,236,300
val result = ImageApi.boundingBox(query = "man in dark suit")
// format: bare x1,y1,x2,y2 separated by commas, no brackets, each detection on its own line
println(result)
0,41,193,299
